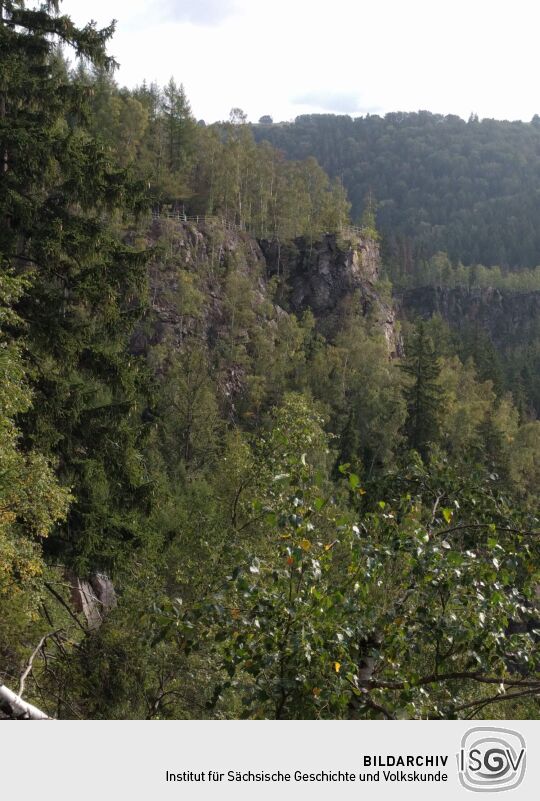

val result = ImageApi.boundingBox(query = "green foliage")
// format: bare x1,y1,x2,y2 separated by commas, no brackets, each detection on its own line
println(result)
306,310,405,471
252,111,540,269
508,421,540,505
0,272,70,596
0,270,71,698
1,0,153,573
360,192,380,241
176,444,540,720
1,4,539,724
396,252,540,292
400,323,443,460
76,74,352,238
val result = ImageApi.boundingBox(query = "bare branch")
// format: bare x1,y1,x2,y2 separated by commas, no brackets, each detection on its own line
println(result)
18,630,62,697
366,671,540,691
44,581,87,633
437,523,540,538
0,684,52,720
454,688,540,715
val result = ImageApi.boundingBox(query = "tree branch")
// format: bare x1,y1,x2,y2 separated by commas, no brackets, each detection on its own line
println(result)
0,684,52,720
44,581,88,633
454,688,540,715
366,671,540,690
18,630,61,697
437,523,540,538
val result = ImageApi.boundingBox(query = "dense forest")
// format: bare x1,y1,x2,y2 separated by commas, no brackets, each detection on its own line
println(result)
1,1,539,721
253,112,540,270
251,113,540,430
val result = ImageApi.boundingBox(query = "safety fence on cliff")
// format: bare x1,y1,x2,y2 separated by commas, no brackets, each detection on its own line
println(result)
150,210,367,243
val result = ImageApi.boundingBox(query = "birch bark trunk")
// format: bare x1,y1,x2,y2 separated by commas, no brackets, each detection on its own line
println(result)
0,684,52,720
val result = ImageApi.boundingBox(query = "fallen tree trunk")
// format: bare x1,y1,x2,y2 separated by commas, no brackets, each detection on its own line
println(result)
0,684,52,720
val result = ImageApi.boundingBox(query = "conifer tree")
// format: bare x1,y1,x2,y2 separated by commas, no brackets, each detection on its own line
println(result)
0,0,152,573
400,322,443,459
161,78,196,197
360,191,379,239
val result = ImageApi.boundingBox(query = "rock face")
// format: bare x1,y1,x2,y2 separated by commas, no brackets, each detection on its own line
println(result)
401,286,540,347
259,233,402,357
131,218,268,354
131,219,402,359
68,572,117,631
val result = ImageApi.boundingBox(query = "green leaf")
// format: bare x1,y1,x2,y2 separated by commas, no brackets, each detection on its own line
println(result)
442,507,453,524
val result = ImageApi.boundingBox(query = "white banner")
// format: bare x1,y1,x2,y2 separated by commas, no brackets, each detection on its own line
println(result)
0,720,538,800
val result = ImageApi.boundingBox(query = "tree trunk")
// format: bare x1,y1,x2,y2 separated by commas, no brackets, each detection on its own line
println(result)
0,684,52,720
0,0,8,175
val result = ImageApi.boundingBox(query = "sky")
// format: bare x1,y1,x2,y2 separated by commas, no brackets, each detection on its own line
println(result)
61,0,540,124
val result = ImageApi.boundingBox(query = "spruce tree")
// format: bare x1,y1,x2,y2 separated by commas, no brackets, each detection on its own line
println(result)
400,322,443,460
0,0,152,573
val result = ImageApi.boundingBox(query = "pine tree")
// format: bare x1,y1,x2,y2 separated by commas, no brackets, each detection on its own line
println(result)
360,190,379,240
0,0,152,573
400,322,443,459
152,78,196,206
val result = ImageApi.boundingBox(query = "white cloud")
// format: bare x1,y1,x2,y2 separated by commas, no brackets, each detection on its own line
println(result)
60,0,540,123
292,91,380,115
164,0,237,25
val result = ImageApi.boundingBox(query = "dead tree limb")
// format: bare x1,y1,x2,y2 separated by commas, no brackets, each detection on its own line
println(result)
0,684,52,720
18,630,61,697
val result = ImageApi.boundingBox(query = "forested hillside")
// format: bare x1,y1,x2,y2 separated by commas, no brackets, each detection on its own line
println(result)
250,113,540,420
1,1,539,721
253,112,540,270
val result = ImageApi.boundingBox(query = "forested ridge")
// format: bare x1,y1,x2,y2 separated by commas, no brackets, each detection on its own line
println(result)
252,113,540,428
253,112,540,271
1,1,539,721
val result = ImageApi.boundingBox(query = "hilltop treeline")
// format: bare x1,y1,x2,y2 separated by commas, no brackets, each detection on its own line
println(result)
253,111,540,269
77,71,350,239
251,113,540,418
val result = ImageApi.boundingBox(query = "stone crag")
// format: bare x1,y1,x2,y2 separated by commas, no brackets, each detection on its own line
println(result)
133,219,402,360
400,285,540,347
259,233,402,357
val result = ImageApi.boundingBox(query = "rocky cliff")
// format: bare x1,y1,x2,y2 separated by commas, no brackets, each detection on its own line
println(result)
259,232,402,356
131,217,269,353
134,219,402,360
401,285,540,347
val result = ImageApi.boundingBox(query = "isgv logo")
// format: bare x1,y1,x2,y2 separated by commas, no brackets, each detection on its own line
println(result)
457,727,526,792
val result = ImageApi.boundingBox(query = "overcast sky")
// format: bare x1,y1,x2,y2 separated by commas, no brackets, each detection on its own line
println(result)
62,0,540,123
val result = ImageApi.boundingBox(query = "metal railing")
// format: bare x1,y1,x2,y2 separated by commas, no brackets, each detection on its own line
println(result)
150,210,368,242
151,211,240,231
